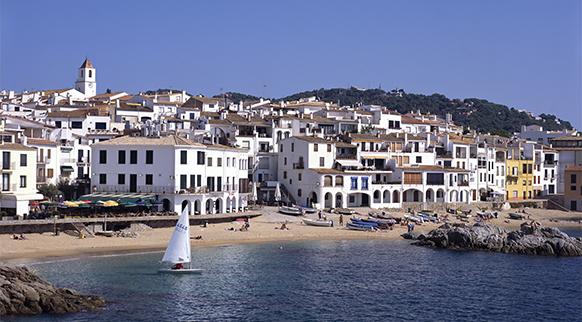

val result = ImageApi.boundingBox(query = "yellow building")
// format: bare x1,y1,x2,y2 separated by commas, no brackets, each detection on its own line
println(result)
506,147,534,200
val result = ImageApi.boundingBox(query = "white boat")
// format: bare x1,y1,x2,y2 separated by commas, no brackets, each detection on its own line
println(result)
302,218,333,227
159,209,203,274
279,206,303,216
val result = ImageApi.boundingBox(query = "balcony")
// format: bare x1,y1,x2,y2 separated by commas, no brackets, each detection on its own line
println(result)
293,162,304,169
458,181,469,186
60,158,77,164
77,157,90,164
1,162,17,171
543,161,556,167
37,157,52,164
372,180,401,185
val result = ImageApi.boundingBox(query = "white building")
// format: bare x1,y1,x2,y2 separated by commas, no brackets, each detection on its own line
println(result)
91,135,251,215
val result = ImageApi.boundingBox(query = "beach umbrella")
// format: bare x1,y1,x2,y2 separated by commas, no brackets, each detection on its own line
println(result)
274,182,282,203
102,200,119,207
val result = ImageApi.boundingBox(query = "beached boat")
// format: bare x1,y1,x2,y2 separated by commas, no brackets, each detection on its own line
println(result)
509,212,525,220
159,209,203,274
302,207,317,214
336,208,356,215
279,206,303,216
346,222,375,231
303,218,334,227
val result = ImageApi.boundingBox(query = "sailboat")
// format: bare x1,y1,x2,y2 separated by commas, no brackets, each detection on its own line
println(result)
158,209,203,274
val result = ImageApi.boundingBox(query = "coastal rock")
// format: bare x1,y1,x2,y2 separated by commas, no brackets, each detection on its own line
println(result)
0,266,104,316
410,222,582,256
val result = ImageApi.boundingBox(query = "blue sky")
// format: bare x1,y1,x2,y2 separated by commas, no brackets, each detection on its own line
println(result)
1,0,580,129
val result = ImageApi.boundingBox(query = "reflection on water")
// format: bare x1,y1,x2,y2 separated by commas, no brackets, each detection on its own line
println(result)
6,238,582,322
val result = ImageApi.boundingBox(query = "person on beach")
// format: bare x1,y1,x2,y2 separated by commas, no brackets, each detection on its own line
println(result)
339,214,344,226
318,211,322,220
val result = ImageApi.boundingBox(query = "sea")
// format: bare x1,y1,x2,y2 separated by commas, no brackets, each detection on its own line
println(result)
7,231,582,322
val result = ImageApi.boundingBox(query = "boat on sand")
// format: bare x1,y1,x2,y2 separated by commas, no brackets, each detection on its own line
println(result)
279,206,303,216
303,218,334,227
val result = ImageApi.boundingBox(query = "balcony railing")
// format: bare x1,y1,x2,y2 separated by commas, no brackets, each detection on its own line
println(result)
60,158,77,164
94,184,240,195
37,157,52,164
293,162,304,169
458,181,469,186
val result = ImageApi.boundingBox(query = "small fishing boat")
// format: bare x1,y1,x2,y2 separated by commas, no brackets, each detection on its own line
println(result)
336,208,356,215
302,207,317,214
346,222,375,231
303,218,333,227
279,206,303,216
509,212,525,220
159,209,203,274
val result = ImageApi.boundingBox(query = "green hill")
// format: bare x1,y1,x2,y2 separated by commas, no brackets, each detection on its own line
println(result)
279,87,573,137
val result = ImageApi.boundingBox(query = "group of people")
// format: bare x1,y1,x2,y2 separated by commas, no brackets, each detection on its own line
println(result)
11,234,27,240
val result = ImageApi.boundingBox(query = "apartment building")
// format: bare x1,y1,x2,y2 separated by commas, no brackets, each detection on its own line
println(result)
564,165,582,211
91,135,250,215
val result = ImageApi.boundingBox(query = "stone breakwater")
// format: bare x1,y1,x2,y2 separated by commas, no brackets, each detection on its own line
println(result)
403,222,582,256
0,266,104,316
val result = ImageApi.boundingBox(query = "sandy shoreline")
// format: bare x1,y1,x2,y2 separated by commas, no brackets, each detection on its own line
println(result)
2,207,581,264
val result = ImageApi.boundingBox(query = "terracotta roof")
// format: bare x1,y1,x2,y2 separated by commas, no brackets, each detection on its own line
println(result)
47,108,101,118
294,136,333,144
27,138,57,146
93,135,205,147
80,58,94,69
0,143,35,151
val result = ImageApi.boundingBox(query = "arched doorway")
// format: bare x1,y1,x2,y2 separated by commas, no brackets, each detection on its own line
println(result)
373,190,381,204
193,200,201,215
450,190,458,203
205,199,214,214
335,193,343,208
403,189,423,202
392,190,400,203
426,189,434,202
181,200,189,213
307,191,318,208
162,198,171,212
215,198,223,213
383,190,390,203
436,189,445,202
324,192,333,208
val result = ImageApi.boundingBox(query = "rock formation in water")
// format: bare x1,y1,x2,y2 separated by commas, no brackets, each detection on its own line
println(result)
406,222,582,256
0,266,105,316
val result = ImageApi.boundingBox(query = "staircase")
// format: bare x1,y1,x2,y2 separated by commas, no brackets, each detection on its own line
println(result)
279,183,297,206
69,222,95,238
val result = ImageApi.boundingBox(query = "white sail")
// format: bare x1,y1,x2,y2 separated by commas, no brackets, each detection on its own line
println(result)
161,208,191,264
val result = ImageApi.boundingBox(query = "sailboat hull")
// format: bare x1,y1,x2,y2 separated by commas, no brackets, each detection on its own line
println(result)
158,268,203,274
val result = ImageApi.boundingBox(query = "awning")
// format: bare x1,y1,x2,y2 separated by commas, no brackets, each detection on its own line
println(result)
335,159,362,168
78,193,156,205
60,165,74,172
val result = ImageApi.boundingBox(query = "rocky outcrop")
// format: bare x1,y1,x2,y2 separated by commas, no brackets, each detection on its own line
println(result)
409,222,582,256
0,266,104,316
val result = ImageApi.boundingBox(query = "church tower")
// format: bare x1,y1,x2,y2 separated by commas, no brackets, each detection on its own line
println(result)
75,58,96,98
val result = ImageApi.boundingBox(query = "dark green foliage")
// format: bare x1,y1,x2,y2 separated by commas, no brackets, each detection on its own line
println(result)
37,184,61,201
279,87,573,134
212,92,261,102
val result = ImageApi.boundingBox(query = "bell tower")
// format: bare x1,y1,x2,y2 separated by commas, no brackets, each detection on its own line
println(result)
75,58,96,98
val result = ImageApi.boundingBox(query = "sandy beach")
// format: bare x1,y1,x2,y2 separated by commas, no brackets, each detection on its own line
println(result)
2,207,581,264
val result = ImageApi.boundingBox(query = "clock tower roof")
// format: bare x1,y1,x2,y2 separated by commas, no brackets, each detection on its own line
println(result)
80,58,94,69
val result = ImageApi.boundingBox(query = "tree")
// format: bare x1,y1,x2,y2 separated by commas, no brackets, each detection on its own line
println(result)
37,184,61,201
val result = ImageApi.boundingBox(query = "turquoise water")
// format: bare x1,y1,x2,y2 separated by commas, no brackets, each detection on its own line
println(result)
7,235,582,322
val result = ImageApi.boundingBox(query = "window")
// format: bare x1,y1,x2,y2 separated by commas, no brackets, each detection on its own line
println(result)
297,189,302,197
571,174,577,184
226,158,230,167
284,157,287,165
55,121,62,128
291,143,294,152
197,152,205,164
19,154,27,167
99,174,107,184
283,171,287,179
89,70,92,78
190,175,196,188
99,150,107,164
71,121,83,129
118,174,125,185
1,173,8,191
181,151,188,164
145,174,153,185
327,144,332,152
95,122,106,130
130,150,137,164
118,150,126,164
146,150,153,164
320,157,325,167
361,177,369,190
19,175,26,188
351,177,358,190
415,156,422,164
208,157,213,166
298,173,302,181
196,175,201,187
217,158,222,167
180,175,187,189
314,144,318,152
